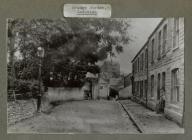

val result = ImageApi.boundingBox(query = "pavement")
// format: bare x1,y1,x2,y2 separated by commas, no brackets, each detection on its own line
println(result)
8,99,36,125
8,94,52,126
119,100,184,134
8,100,139,134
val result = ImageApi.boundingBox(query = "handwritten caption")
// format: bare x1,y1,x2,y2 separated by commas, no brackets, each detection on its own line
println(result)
64,4,111,18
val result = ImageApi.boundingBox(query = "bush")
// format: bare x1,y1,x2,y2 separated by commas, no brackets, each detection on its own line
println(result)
30,81,44,98
9,79,44,99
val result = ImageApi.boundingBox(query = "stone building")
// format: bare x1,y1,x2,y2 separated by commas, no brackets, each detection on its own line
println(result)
98,61,121,99
124,73,133,88
131,18,184,125
131,42,148,105
118,73,133,99
100,61,120,78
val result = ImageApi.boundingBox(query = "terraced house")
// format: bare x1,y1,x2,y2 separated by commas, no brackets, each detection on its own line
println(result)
131,18,184,125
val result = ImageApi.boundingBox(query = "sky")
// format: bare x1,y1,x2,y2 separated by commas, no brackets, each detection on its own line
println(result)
113,18,162,74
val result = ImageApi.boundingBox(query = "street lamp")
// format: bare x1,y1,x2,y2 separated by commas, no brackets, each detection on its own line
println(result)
37,46,45,112
86,72,98,100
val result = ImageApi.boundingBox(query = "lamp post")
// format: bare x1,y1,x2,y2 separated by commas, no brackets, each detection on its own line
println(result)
37,46,45,112
86,72,98,100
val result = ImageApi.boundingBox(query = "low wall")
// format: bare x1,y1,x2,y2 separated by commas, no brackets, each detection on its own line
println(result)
47,87,84,102
119,86,132,99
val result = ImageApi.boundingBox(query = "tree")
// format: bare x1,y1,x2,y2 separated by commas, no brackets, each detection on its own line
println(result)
66,18,131,62
7,18,131,88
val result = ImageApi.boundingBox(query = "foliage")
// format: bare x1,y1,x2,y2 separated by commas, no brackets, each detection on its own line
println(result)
12,79,44,99
7,18,131,88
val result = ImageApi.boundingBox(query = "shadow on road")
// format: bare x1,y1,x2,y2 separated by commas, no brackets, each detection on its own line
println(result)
43,99,85,115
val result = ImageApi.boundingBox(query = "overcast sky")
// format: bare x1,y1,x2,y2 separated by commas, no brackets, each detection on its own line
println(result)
113,18,162,74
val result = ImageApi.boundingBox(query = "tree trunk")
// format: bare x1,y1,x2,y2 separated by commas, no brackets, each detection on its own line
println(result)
9,35,16,89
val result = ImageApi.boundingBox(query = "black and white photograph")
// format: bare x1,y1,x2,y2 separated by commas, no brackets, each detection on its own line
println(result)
7,18,184,134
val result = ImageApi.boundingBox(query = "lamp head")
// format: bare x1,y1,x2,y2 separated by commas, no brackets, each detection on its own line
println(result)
37,47,45,57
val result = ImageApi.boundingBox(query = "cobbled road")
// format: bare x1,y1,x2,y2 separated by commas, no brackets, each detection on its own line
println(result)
8,100,139,134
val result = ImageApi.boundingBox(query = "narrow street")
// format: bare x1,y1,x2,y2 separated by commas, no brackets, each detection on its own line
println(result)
8,100,139,134
7,18,185,134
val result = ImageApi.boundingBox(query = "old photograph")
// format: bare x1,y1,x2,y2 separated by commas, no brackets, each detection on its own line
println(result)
7,18,184,134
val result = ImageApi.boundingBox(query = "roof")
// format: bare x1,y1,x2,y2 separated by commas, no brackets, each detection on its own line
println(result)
125,73,132,78
131,18,165,63
131,41,148,63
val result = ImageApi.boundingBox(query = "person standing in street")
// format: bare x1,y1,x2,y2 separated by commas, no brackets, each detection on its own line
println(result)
82,81,91,100
37,93,41,112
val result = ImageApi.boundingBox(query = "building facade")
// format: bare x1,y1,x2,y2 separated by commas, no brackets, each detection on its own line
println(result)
131,18,184,125
132,42,148,105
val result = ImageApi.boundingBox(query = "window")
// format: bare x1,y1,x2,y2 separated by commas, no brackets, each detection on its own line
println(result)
140,81,143,98
143,81,145,98
139,56,142,71
134,81,137,95
138,58,140,72
145,49,148,69
171,68,180,102
151,39,155,64
140,56,142,71
144,80,148,98
137,81,140,96
151,75,154,97
173,18,179,49
142,53,144,71
157,73,161,100
158,31,162,59
162,72,166,91
162,25,167,54
137,59,139,72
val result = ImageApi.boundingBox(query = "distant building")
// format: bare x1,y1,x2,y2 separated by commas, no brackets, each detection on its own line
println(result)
131,41,148,104
98,61,121,99
124,73,133,88
131,18,184,125
100,61,120,78
119,73,133,99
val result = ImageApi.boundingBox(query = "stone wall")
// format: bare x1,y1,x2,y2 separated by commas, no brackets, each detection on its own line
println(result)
47,87,84,102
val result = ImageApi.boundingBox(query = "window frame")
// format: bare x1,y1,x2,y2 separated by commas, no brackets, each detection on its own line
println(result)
162,72,166,91
151,75,155,97
173,18,180,50
158,31,162,60
151,39,155,64
145,49,148,69
171,68,180,102
162,24,167,55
